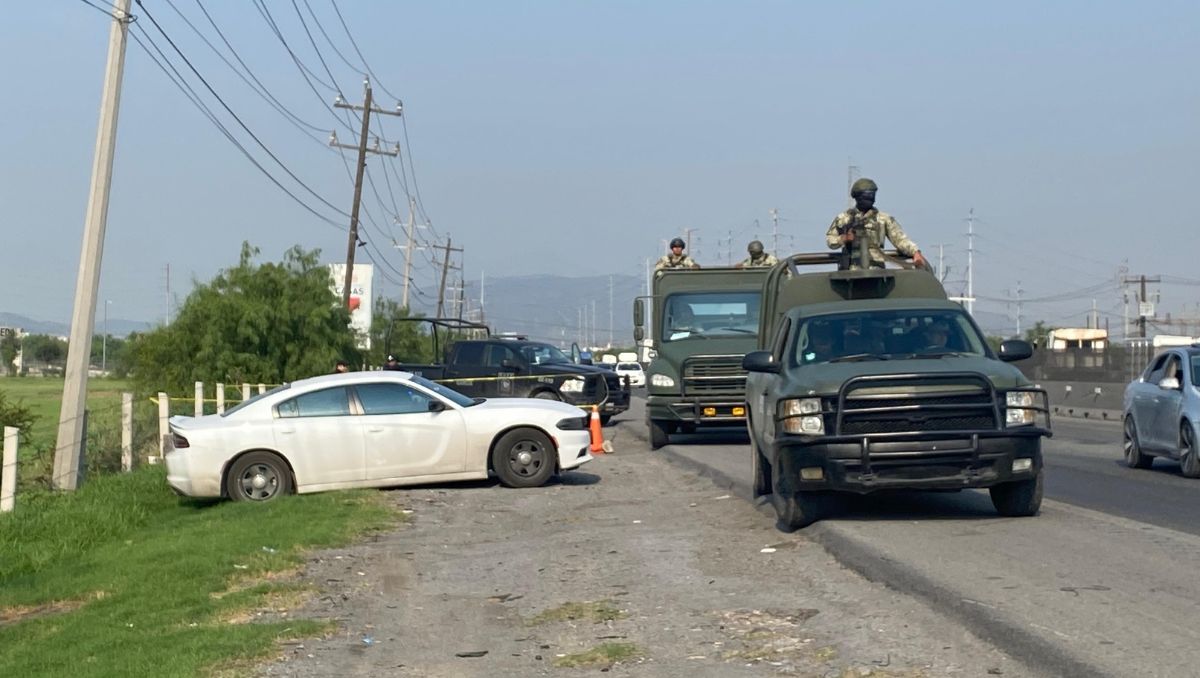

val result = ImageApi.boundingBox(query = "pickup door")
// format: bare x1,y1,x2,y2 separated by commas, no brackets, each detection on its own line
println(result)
443,342,524,398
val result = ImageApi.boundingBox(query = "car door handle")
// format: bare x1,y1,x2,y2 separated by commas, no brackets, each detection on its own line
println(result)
278,427,295,434
366,426,385,433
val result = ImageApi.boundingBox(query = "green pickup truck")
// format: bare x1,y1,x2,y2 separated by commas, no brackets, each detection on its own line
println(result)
743,254,1051,530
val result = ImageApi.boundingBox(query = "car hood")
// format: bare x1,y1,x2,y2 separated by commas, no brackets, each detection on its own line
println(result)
783,356,1030,396
470,397,584,417
531,363,619,378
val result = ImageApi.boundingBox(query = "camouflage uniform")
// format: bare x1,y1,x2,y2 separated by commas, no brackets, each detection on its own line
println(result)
736,252,779,268
655,254,700,270
825,208,919,269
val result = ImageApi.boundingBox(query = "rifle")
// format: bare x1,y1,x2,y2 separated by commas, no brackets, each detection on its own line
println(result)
837,209,869,270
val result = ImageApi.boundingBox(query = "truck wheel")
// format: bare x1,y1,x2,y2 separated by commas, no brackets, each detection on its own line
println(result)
649,419,671,450
989,470,1043,517
492,428,556,488
1123,416,1153,469
1180,423,1200,479
749,433,771,498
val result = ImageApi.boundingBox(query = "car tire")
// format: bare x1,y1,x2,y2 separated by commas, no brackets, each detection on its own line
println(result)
532,391,560,401
1179,423,1200,479
649,419,671,450
749,431,771,498
1124,416,1154,469
492,428,557,488
226,451,293,502
989,470,1043,517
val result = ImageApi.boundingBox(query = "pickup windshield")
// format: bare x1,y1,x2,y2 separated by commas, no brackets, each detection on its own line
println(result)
793,308,990,366
662,291,761,342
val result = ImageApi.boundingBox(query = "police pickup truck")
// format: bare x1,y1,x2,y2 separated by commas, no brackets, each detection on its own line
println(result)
743,253,1051,530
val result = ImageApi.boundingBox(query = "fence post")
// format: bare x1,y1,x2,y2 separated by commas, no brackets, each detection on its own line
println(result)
257,383,266,395
194,381,204,417
1,427,17,512
156,392,169,464
121,392,133,472
216,382,225,414
242,383,251,401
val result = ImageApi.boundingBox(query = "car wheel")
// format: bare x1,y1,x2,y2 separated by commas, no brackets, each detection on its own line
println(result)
533,391,560,401
749,430,771,498
1180,423,1200,479
226,451,293,502
492,428,556,488
1124,416,1154,469
649,419,671,450
989,470,1043,517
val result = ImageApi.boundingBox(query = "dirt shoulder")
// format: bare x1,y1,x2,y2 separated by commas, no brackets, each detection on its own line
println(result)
257,424,1026,677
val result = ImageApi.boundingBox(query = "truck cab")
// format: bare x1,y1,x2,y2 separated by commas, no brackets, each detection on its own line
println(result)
634,267,770,448
743,253,1051,530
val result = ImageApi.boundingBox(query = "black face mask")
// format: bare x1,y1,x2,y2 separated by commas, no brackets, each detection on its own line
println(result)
854,191,876,212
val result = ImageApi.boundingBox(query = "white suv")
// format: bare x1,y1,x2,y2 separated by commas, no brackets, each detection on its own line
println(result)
615,362,645,387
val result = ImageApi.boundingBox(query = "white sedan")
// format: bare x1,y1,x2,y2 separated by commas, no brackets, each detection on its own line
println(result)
165,371,593,502
615,362,645,387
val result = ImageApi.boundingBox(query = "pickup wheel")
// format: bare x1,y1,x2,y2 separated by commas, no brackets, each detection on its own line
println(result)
989,469,1043,517
771,472,824,531
492,428,556,488
1123,416,1153,469
532,390,561,401
749,430,771,497
648,419,673,450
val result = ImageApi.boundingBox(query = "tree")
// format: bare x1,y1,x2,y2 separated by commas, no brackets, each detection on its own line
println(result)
367,298,434,366
131,243,361,394
21,334,67,365
0,333,18,376
1024,321,1054,349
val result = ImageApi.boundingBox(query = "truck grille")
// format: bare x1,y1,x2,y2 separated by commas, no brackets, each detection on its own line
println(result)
682,356,747,397
835,375,998,436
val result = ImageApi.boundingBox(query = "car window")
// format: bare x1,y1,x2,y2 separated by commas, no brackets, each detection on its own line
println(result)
1164,356,1183,387
616,363,641,371
277,387,351,418
1145,354,1170,382
485,344,516,368
222,383,290,417
454,342,485,366
356,382,433,415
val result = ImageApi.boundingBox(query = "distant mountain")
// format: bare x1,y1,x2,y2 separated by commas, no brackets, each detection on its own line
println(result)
0,312,151,338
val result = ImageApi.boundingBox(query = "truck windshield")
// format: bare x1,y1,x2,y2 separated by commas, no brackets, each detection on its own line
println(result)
793,309,989,366
520,343,573,365
662,292,761,342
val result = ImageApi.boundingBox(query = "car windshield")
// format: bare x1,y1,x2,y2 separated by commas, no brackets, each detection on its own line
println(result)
616,363,641,371
662,291,761,342
793,308,989,366
410,375,477,407
519,343,573,365
221,384,290,416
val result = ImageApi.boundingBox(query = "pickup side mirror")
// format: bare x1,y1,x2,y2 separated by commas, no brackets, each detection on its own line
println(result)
1159,376,1181,391
427,399,446,413
742,350,780,374
633,327,644,342
633,298,644,326
998,339,1033,362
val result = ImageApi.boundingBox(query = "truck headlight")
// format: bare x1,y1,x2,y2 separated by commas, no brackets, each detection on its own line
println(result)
559,377,585,393
1005,390,1043,426
650,374,675,388
781,398,824,434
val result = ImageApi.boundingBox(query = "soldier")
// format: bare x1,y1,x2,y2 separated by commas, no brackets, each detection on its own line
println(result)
825,178,927,270
655,237,700,270
735,240,779,268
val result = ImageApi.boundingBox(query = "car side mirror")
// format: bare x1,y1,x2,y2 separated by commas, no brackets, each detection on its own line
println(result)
1159,377,1181,391
998,339,1033,362
633,298,644,326
742,350,780,374
427,400,446,413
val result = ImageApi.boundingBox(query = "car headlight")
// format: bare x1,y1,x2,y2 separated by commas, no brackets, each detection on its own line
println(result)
1005,390,1043,426
781,398,824,434
556,415,588,430
650,374,675,388
559,377,586,393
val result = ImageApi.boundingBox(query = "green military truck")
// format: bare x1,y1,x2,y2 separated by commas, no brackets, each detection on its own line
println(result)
634,267,770,448
743,253,1051,530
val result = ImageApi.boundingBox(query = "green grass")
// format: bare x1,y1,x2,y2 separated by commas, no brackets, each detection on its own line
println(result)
553,642,641,668
0,465,396,677
528,600,625,626
0,377,133,444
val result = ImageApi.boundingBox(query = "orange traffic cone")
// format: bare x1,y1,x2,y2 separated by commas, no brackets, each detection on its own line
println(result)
588,405,606,454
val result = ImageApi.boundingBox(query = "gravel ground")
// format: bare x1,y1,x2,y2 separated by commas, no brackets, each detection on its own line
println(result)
256,425,1025,677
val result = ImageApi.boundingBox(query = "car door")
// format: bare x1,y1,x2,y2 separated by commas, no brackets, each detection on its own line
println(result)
444,342,490,398
272,386,365,486
354,381,467,480
484,344,519,397
1132,354,1168,447
1149,354,1185,453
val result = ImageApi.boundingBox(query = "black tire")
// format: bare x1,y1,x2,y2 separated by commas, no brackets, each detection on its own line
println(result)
1180,423,1200,479
649,419,671,450
771,473,824,531
532,391,560,401
1124,416,1153,469
226,451,293,502
600,414,613,426
492,428,557,488
989,470,1043,517
749,430,771,498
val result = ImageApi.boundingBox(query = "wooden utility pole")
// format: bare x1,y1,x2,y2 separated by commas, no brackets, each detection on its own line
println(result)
330,81,400,306
433,237,463,317
55,0,132,491
1123,274,1162,338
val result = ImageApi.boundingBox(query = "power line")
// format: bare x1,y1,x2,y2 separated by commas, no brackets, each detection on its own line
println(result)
328,0,403,102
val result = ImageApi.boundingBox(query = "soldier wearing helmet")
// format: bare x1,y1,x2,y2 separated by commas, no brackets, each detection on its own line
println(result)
735,240,779,268
825,178,927,270
655,237,701,270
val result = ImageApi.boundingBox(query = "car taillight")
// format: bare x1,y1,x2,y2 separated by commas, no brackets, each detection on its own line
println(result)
171,432,190,449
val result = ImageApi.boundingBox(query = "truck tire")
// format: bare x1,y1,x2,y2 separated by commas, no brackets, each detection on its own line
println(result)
772,488,824,532
649,419,672,450
989,470,1043,517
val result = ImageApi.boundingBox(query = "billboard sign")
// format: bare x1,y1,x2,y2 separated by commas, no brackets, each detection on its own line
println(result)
328,263,373,349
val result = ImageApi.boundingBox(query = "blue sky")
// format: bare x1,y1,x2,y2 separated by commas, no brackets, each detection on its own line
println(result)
2,1,1197,335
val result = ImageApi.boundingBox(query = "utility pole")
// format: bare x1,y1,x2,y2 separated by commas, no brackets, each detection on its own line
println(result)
433,237,463,317
682,227,697,254
330,80,401,306
479,270,486,323
847,161,860,207
398,196,419,310
769,208,780,257
1015,282,1023,337
1122,274,1161,338
102,300,111,373
55,0,133,491
966,208,976,315
164,263,170,325
608,275,614,348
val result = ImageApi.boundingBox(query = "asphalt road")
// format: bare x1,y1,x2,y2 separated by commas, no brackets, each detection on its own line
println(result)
621,395,1200,678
